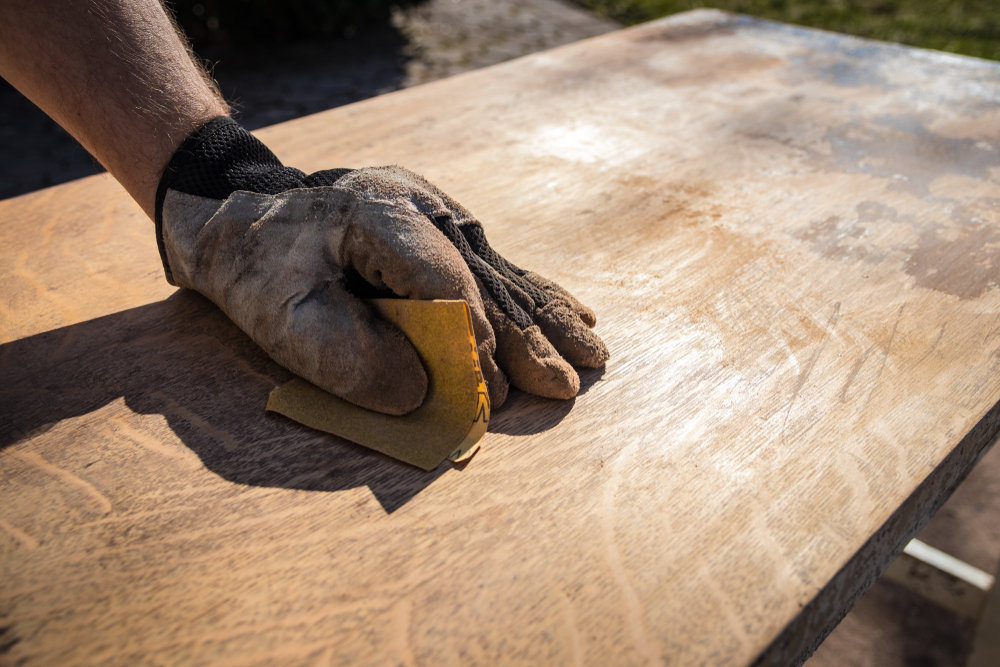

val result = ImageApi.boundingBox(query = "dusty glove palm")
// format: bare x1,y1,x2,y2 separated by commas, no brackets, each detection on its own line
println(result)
155,117,607,415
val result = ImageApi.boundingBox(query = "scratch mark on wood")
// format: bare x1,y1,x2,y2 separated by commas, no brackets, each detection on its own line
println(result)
185,598,230,626
782,302,841,442
559,589,586,667
0,623,20,656
8,450,112,515
150,391,240,452
838,345,876,403
864,303,905,409
776,332,802,377
111,417,193,464
601,450,659,665
703,565,753,652
983,319,1000,358
390,597,417,667
0,518,39,550
314,645,335,667
205,638,343,667
914,322,946,366
283,469,335,489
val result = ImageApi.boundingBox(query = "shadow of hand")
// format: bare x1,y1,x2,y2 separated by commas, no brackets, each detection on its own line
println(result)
0,291,447,512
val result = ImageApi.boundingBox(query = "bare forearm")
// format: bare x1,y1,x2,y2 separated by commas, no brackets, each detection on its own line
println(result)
0,0,228,217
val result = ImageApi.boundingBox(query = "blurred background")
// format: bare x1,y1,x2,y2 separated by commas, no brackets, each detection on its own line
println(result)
2,2,999,664
1,0,997,198
171,0,1000,61
578,0,999,59
0,0,616,198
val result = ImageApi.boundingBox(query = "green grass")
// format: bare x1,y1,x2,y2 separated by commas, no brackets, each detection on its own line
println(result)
573,0,1000,61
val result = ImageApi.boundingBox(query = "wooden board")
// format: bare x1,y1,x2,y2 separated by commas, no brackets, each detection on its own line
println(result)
3,9,1000,665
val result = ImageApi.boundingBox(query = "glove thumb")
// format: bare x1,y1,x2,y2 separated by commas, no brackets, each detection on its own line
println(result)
270,281,428,415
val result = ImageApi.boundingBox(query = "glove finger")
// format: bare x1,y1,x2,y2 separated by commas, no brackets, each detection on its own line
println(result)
479,347,509,409
468,314,508,409
496,273,608,369
272,280,428,415
418,213,579,399
340,201,509,405
532,299,609,368
420,212,581,397
455,221,600,329
482,295,580,400
341,202,485,305
521,270,598,328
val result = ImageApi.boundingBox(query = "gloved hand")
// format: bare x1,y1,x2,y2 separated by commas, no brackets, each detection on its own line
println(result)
155,117,608,415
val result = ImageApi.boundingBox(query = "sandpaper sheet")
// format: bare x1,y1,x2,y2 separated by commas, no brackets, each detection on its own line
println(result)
266,299,490,470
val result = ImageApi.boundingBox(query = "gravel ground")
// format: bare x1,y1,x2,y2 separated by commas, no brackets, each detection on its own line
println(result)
1,1,997,664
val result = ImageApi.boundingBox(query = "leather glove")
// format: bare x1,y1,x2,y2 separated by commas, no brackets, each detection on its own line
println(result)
155,117,608,415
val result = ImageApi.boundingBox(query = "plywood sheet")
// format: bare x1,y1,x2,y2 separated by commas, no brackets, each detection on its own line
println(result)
3,10,1000,665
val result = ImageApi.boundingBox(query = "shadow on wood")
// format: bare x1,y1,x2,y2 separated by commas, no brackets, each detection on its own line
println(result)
2,291,504,512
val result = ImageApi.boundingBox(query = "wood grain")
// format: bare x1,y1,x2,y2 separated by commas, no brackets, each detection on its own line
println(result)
3,9,1000,665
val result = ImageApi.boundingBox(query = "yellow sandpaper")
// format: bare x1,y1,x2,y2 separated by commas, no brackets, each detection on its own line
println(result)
266,299,490,470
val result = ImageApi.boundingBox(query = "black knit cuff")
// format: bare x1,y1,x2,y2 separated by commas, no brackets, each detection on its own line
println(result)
153,116,352,284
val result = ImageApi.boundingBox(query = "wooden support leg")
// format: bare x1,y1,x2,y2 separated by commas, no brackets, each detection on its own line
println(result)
968,556,1000,667
883,539,995,619
882,538,1000,666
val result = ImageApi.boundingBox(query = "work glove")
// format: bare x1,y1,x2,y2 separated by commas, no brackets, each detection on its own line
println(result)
155,117,608,415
